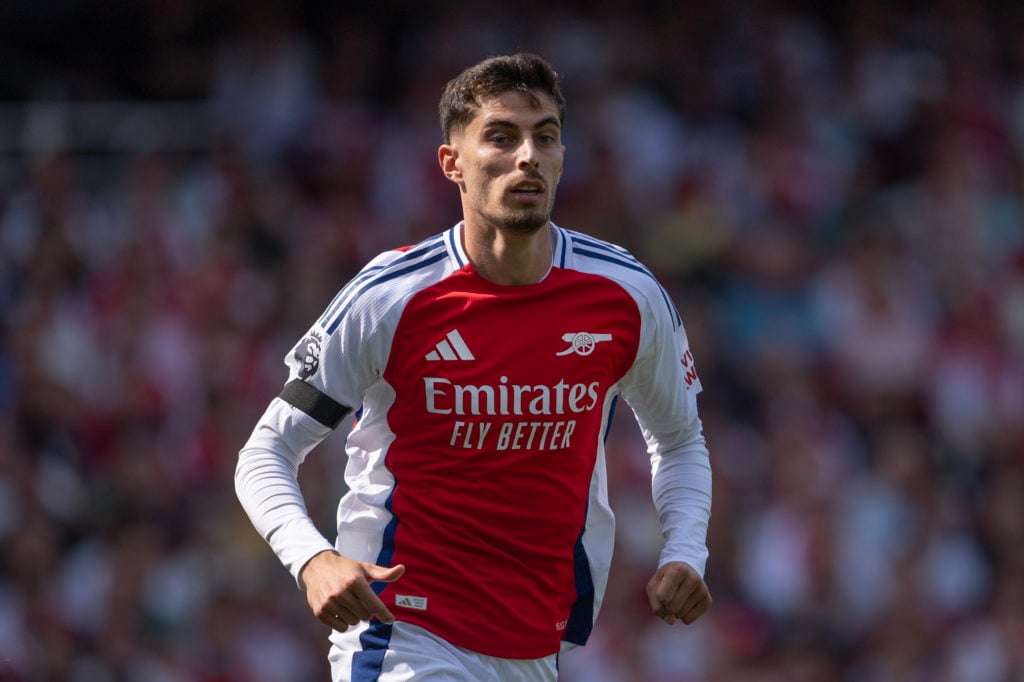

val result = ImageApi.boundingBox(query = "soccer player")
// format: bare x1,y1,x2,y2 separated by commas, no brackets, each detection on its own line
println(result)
235,52,712,681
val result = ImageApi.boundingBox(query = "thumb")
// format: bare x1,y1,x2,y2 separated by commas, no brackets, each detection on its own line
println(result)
366,563,406,583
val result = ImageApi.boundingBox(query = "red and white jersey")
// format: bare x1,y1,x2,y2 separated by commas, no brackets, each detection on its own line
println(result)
239,222,709,660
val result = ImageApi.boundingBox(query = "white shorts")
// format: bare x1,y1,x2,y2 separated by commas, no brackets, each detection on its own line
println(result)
327,620,559,682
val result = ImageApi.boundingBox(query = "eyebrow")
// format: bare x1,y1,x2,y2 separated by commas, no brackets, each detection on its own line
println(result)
483,116,561,131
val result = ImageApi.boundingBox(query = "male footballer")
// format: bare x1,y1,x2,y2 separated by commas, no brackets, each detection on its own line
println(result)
236,52,712,681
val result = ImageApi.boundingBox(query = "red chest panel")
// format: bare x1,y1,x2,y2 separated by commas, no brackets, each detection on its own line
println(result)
377,265,641,658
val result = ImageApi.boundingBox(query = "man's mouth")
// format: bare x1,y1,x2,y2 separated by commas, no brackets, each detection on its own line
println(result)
510,181,544,197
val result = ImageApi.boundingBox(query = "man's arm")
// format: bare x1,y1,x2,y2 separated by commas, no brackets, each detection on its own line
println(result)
235,398,403,631
647,438,713,625
618,290,713,625
651,435,712,576
234,397,336,577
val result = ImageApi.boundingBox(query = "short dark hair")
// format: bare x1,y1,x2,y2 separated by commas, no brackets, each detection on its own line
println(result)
439,53,566,144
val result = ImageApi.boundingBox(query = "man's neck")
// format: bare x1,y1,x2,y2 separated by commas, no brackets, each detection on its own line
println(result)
461,220,553,286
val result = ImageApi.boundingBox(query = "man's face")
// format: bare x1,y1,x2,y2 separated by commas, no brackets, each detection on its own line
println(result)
440,89,564,234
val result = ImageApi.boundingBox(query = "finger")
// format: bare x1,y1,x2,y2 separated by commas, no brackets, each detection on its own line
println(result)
332,593,373,623
659,569,697,612
663,578,703,618
647,567,691,616
366,563,406,586
647,583,679,623
679,592,712,625
318,604,360,632
646,571,672,615
648,586,677,624
675,581,709,622
349,577,398,624
363,563,405,622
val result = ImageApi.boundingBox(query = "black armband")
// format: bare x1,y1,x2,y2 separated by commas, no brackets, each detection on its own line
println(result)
278,379,352,428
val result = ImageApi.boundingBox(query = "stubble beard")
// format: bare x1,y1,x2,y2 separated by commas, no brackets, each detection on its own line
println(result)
478,197,554,236
500,209,549,234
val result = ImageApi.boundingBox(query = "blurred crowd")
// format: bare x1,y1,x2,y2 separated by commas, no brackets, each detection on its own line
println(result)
2,1,1023,680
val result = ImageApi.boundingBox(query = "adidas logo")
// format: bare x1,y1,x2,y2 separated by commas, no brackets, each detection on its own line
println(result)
425,330,475,362
394,594,428,611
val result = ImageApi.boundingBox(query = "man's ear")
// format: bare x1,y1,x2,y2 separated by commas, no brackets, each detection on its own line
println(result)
438,145,462,183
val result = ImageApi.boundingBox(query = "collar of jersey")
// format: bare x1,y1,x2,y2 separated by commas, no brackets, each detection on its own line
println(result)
449,221,565,284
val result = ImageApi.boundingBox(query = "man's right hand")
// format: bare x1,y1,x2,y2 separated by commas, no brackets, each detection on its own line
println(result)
299,550,406,631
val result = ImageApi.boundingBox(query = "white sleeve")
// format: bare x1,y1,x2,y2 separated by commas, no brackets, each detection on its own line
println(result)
619,294,712,577
234,397,337,586
237,250,408,586
651,435,712,576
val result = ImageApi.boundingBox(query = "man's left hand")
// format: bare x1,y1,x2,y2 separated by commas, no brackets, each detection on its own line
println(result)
646,561,712,625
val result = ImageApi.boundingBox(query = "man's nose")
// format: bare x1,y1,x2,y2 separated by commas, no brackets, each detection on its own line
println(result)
516,138,539,168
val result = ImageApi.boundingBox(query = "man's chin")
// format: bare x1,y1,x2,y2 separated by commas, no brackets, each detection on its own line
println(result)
501,211,549,234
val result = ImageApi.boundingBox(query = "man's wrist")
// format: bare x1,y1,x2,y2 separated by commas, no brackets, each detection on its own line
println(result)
299,549,340,588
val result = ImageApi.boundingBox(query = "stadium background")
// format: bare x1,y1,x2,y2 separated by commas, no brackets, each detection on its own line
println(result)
1,1,1023,680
